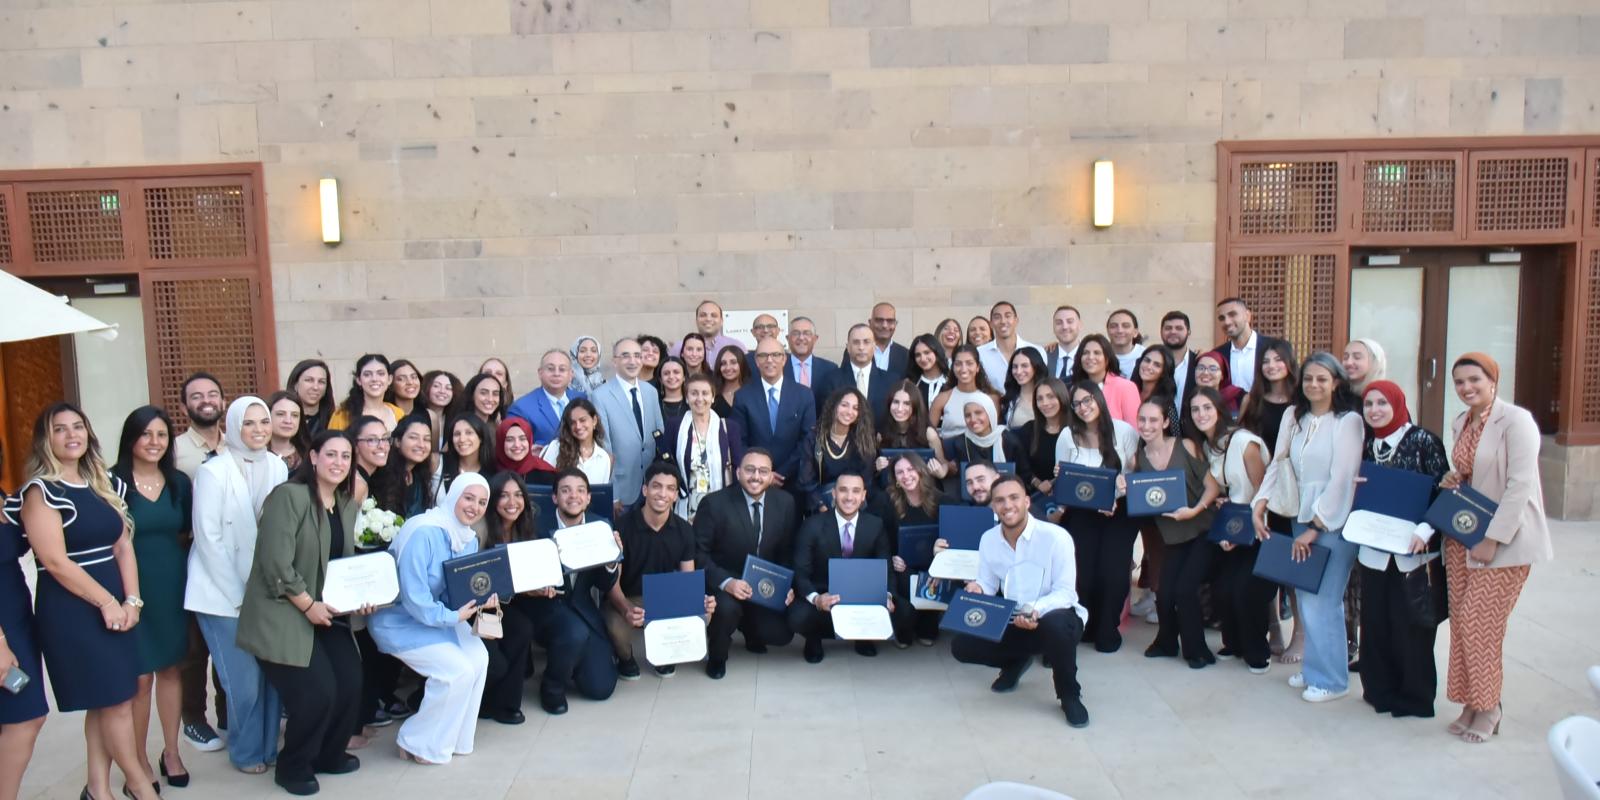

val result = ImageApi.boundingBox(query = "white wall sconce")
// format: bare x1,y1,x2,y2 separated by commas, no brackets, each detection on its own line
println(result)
1093,160,1114,228
319,177,341,245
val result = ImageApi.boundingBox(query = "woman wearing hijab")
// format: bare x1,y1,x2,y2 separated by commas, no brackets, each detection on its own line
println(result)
1355,381,1449,719
931,393,1031,487
1438,354,1553,744
658,373,741,519
928,346,1001,439
369,474,496,766
570,335,607,395
185,397,289,774
1189,350,1244,419
495,417,557,488
1342,338,1388,394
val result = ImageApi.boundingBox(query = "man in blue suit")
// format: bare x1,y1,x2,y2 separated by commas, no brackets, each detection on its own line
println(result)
733,337,815,493
816,323,893,425
783,316,838,391
590,337,664,515
506,349,585,451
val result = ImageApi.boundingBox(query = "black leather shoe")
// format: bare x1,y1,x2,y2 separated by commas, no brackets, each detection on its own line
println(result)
803,637,824,664
1144,643,1179,659
853,642,877,657
540,693,569,716
705,660,727,680
744,640,768,654
493,709,526,725
617,658,642,681
315,754,359,775
991,658,1032,693
1063,696,1090,728
274,774,320,796
160,751,189,788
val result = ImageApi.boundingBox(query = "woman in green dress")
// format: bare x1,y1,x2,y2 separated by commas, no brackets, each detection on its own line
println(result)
112,406,193,789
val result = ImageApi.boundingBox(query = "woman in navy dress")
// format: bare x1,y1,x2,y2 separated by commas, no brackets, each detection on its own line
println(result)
19,403,159,800
1,449,49,800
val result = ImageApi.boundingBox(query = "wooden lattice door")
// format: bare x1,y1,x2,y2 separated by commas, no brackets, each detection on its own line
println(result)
141,269,269,432
1229,248,1347,360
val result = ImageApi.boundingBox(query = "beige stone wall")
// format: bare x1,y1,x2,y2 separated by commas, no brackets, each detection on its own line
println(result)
2,0,1598,385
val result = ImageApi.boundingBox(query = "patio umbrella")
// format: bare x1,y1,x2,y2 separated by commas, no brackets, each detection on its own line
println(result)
0,269,117,343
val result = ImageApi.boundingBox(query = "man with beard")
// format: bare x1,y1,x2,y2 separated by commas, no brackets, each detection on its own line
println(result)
173,372,226,479
1160,311,1199,406
1213,297,1284,395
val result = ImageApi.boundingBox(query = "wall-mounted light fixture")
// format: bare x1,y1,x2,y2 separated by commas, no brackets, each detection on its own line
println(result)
319,177,341,245
1093,160,1114,228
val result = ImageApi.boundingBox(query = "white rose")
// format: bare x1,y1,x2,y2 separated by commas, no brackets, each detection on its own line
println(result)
362,497,377,511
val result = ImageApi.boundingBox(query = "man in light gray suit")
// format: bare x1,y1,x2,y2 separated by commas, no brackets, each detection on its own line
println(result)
591,337,664,517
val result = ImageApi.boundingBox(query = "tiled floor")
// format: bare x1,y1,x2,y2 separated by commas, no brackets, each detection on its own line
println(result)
17,522,1600,800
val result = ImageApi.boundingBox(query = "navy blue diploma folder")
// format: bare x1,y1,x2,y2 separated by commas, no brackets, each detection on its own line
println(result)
1424,486,1498,548
1251,532,1331,593
829,558,888,605
939,591,1016,642
1127,470,1185,516
1353,462,1434,522
896,524,939,572
938,505,995,551
443,548,513,608
1207,502,1257,546
1054,462,1117,511
740,555,793,612
589,484,615,522
643,569,706,623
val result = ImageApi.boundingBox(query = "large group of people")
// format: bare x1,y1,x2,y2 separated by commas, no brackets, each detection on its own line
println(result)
0,296,1555,798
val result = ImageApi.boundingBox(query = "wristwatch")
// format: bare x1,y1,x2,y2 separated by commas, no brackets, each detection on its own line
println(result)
123,595,145,609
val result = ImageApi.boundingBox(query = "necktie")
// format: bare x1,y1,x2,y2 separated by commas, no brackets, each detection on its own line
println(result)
630,386,644,437
855,367,869,396
555,396,567,417
767,387,779,433
751,500,763,546
840,520,854,558
798,359,810,387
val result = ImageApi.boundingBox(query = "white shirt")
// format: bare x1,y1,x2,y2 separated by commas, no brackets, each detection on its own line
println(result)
1208,429,1265,505
1053,342,1079,381
873,345,892,372
1229,331,1258,394
1253,410,1364,530
541,440,614,487
1353,424,1439,573
974,516,1086,624
806,509,864,603
1113,343,1145,381
544,389,570,419
849,362,873,395
1172,349,1193,401
976,338,1043,390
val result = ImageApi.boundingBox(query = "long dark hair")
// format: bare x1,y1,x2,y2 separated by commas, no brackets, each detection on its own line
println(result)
29,402,126,528
652,355,687,396
816,387,879,463
372,413,434,514
949,344,999,397
441,413,494,494
1031,378,1072,453
1066,381,1121,472
1131,345,1177,403
112,405,183,510
384,359,421,406
485,470,538,545
1239,338,1299,436
339,353,391,422
1001,346,1047,422
1291,352,1361,422
420,370,463,417
287,359,334,435
1185,386,1236,459
1071,333,1122,382
1108,308,1144,345
288,429,357,497
905,333,949,382
679,332,709,374
349,414,388,478
712,344,751,395
880,379,930,448
555,398,607,470
478,357,514,400
462,372,506,423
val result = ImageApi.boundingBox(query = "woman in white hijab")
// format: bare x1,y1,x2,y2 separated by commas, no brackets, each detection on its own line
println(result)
184,396,289,774
1342,338,1388,394
569,335,607,395
930,394,1032,487
369,473,496,766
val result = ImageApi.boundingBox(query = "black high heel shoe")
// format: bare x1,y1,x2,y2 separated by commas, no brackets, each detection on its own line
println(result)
120,781,159,798
80,787,92,800
160,751,189,788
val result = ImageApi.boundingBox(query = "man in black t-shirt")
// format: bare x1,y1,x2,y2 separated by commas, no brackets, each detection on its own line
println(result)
604,461,706,677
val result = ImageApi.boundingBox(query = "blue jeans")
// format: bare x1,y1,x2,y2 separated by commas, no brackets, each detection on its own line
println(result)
1292,522,1358,692
196,612,281,769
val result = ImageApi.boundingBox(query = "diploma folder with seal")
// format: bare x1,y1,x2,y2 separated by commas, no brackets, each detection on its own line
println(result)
828,558,893,640
1206,502,1256,546
939,591,1016,643
1054,462,1117,512
1127,470,1185,516
1251,532,1331,594
642,569,708,665
740,555,793,612
1424,486,1498,549
929,506,993,580
443,548,513,609
322,552,399,613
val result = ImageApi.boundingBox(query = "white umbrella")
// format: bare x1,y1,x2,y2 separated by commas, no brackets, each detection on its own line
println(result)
0,269,117,343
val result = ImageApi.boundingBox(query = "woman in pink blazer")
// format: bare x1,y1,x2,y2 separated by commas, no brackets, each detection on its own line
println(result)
1071,334,1141,425
1438,352,1553,744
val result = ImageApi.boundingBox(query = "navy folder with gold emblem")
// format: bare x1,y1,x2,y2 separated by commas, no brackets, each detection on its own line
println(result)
643,569,706,623
443,548,513,608
1424,486,1498,549
740,555,793,612
939,591,1016,642
1251,532,1330,593
1207,502,1256,546
1053,462,1118,512
1127,470,1184,517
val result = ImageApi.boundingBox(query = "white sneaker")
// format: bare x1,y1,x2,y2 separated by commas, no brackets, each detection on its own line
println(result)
1130,594,1156,617
1144,610,1159,625
1249,663,1271,675
1302,686,1348,703
1288,672,1306,689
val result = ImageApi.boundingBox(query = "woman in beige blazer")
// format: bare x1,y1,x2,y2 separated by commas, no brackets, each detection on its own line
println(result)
1438,352,1554,744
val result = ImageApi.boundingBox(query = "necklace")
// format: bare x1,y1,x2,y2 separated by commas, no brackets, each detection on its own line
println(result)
824,433,851,461
134,473,165,495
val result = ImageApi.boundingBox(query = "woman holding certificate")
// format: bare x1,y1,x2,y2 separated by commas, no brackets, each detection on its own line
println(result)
1437,354,1552,744
370,474,495,765
1354,381,1449,719
1054,382,1139,653
1251,353,1364,703
239,431,366,796
479,472,551,725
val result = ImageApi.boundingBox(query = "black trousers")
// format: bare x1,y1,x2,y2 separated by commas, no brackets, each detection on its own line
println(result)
952,608,1084,701
259,626,362,783
1214,542,1276,668
787,594,913,646
1358,562,1438,717
529,606,615,702
706,590,796,664
893,571,943,641
1152,537,1217,660
180,617,226,727
482,599,537,715
1064,507,1138,651
352,628,402,729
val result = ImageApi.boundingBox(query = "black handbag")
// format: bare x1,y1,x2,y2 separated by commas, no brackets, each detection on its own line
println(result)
1402,556,1449,627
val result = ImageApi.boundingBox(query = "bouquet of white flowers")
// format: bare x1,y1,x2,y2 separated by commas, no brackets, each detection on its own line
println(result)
355,497,403,549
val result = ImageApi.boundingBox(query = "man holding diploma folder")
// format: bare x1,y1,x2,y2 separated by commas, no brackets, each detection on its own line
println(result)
950,474,1090,728
604,463,713,678
789,472,910,661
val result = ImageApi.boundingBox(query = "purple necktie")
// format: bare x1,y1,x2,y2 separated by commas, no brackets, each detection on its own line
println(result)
841,520,854,558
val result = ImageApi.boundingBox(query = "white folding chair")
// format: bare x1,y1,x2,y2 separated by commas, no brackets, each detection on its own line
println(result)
962,782,1074,800
1549,715,1600,800
1587,665,1600,703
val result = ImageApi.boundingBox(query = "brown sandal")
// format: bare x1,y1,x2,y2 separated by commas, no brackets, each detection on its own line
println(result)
1461,704,1502,744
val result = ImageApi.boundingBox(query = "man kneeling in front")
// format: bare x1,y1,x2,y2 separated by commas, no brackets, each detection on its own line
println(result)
952,474,1090,728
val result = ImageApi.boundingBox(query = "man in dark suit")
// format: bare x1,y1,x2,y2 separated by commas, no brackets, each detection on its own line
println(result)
694,449,800,679
1214,297,1285,396
733,337,816,493
506,349,586,450
787,472,911,662
783,315,838,391
817,323,893,424
1043,305,1083,382
1160,311,1200,411
840,301,909,376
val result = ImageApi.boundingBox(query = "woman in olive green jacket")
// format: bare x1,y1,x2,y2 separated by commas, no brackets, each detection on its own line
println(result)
238,431,367,797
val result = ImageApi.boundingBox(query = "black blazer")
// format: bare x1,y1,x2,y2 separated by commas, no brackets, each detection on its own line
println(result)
815,362,893,426
523,513,618,637
776,354,840,391
792,510,892,598
731,379,817,482
839,342,910,378
1212,333,1287,393
693,485,800,591
938,431,1034,486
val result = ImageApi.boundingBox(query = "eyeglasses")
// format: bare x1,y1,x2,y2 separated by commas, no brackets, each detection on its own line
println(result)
1195,364,1222,374
870,317,896,325
1072,397,1098,409
754,353,785,361
790,330,816,338
740,466,773,476
752,323,779,332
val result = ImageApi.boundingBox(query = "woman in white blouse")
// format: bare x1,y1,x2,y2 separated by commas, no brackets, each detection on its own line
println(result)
662,374,740,520
541,398,613,488
1251,352,1364,703
1052,381,1139,653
